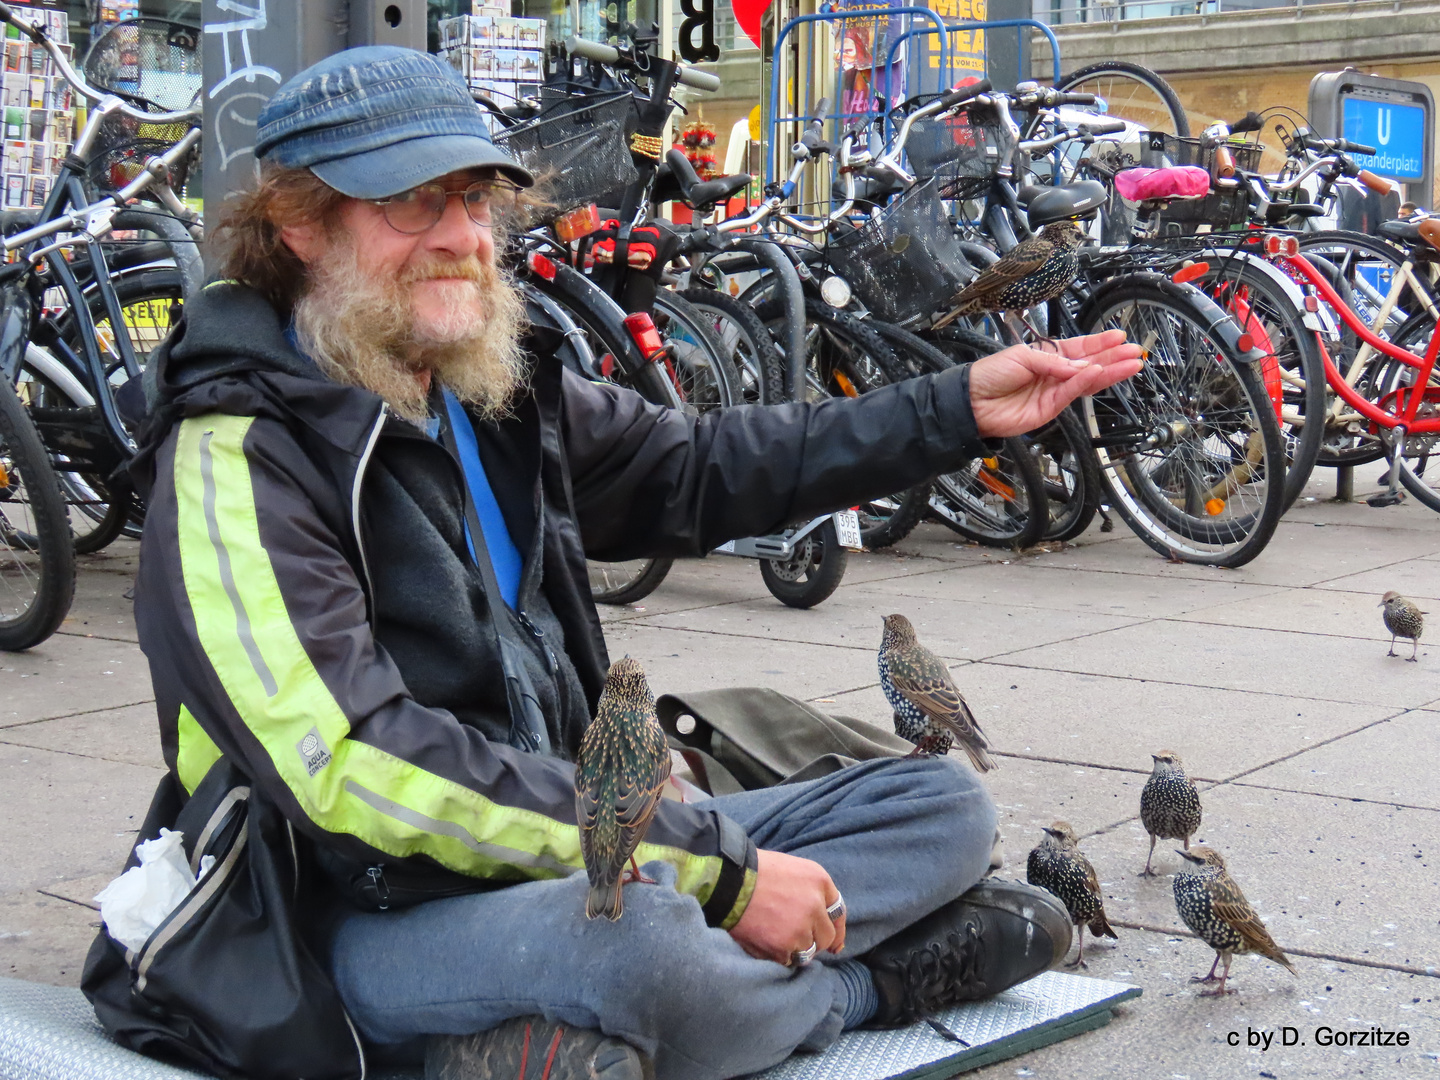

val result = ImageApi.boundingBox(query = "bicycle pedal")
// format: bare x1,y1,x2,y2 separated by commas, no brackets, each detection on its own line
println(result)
1366,491,1407,508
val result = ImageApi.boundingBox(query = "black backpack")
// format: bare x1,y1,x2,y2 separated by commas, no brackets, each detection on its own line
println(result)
82,760,366,1080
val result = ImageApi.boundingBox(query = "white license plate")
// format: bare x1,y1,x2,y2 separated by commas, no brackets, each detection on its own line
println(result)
833,510,862,549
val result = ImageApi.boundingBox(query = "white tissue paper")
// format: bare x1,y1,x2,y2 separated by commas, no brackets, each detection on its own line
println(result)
93,828,208,952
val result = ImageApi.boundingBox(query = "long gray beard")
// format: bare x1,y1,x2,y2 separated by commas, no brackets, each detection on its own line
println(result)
292,239,528,425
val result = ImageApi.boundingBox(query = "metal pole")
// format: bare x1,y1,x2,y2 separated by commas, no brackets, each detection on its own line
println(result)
1334,464,1354,502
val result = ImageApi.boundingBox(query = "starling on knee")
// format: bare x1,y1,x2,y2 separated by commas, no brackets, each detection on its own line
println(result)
1026,821,1118,968
1380,591,1424,662
932,220,1086,332
575,657,671,921
1173,846,1294,996
1139,750,1201,877
879,614,995,771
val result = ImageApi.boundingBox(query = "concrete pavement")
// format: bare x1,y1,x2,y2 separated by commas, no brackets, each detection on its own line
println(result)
2,469,1438,1078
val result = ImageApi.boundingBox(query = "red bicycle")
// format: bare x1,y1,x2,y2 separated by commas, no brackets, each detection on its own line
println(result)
1271,225,1440,511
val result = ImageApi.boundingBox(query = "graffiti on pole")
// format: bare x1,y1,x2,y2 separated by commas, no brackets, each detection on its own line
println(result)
204,1,282,180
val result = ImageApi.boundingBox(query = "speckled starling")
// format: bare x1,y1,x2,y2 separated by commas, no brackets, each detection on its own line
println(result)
1173,845,1295,996
879,614,995,771
1139,750,1202,877
575,656,671,921
1380,591,1424,662
1026,821,1118,968
933,220,1087,330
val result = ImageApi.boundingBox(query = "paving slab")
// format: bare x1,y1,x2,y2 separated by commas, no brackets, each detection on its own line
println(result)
998,617,1440,708
0,703,163,771
1026,521,1440,589
1169,585,1418,651
820,667,1397,780
58,569,138,642
0,635,152,729
634,586,1140,663
1235,710,1440,810
0,892,100,987
1077,784,1439,974
600,622,893,700
968,925,1440,1080
0,743,159,896
877,560,1283,620
1314,557,1440,607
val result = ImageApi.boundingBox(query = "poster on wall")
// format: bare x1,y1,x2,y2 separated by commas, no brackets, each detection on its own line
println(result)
827,0,985,120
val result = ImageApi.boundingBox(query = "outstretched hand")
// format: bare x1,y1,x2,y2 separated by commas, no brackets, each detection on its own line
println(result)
968,330,1144,439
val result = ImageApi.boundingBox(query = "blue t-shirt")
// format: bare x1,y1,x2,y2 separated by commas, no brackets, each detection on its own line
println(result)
442,387,524,609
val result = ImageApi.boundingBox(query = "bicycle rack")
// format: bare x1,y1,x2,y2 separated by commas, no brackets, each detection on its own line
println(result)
766,11,1063,186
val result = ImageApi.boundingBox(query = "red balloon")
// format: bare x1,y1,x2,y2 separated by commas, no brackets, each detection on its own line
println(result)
730,0,769,49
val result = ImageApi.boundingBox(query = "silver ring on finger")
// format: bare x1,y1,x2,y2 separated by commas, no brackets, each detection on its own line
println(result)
790,942,818,967
826,893,846,922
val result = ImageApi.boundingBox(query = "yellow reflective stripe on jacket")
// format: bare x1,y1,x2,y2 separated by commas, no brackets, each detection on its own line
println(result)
171,414,724,897
175,704,222,795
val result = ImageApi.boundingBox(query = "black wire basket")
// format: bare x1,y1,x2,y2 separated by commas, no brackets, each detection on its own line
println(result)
827,178,972,324
494,90,640,213
1123,130,1258,234
905,107,1002,203
1140,130,1265,174
81,18,201,196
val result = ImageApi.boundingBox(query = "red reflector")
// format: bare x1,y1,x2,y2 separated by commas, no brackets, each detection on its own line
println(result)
599,353,616,378
1171,261,1209,284
1304,295,1319,313
1263,234,1299,258
1236,333,1255,353
623,312,666,359
526,251,558,281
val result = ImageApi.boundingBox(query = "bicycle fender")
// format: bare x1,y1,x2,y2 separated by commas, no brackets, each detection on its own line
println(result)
1077,271,1269,367
0,284,33,384
1213,247,1334,336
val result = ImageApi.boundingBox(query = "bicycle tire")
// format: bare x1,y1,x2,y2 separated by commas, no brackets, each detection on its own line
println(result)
588,557,677,605
1368,312,1440,513
1055,61,1190,138
0,379,75,650
678,286,786,406
1036,409,1102,542
652,290,740,411
1197,258,1326,510
759,519,848,609
928,436,1050,549
1296,231,1431,467
1078,280,1284,567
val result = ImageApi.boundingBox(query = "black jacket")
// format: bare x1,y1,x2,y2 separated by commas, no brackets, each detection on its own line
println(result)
132,280,990,927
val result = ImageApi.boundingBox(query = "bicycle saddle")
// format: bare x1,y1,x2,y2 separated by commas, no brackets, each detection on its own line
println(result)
839,170,905,206
1025,179,1108,228
662,149,750,211
1264,202,1325,224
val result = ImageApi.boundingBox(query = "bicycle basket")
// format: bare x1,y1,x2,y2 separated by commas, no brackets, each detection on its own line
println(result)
827,178,972,324
905,108,1002,186
1140,131,1265,175
82,19,202,195
494,90,639,213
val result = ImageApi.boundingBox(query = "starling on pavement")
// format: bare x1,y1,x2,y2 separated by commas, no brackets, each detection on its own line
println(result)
1173,846,1295,996
1139,750,1202,877
879,614,995,771
575,656,671,921
1026,821,1118,968
1380,591,1424,662
932,220,1087,330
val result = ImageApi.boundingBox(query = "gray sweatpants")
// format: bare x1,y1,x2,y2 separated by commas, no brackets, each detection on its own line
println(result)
327,756,998,1080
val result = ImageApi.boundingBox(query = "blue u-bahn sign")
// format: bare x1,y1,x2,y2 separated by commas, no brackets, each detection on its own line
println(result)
1342,98,1426,182
1310,71,1434,207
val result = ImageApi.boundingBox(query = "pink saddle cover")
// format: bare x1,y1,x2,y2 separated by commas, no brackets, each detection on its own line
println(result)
1114,166,1211,202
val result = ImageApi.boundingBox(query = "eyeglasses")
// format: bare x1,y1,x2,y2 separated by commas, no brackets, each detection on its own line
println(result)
370,179,521,235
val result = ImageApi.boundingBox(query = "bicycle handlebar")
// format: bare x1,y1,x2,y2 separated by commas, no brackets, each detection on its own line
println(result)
1229,111,1264,135
1357,169,1397,195
564,35,720,91
939,78,991,110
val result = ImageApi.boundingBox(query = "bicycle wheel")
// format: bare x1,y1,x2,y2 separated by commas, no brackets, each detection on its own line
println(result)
652,291,740,412
1296,231,1432,467
928,437,1049,549
1197,259,1325,510
758,519,848,609
1370,312,1440,513
1035,409,1102,542
587,557,677,605
1078,280,1285,567
678,286,785,406
1055,61,1189,137
0,379,75,650
756,298,929,550
29,265,185,551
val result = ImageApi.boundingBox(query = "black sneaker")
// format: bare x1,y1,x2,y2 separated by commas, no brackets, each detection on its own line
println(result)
426,1017,652,1080
860,879,1073,1027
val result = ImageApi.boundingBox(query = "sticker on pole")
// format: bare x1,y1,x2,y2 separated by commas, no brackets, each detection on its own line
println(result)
833,510,863,550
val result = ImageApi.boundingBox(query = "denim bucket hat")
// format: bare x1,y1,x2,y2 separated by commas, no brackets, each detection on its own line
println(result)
254,46,533,198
